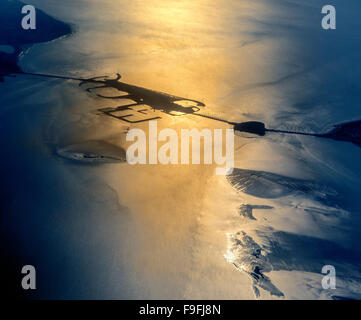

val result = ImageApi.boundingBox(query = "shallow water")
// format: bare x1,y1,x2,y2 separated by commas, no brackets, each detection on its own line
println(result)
1,0,361,299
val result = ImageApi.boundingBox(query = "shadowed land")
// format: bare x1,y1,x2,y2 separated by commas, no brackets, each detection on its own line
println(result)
0,0,72,81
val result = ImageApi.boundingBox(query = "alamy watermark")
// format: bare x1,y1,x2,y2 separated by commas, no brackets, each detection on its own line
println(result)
126,121,234,175
321,265,336,289
21,265,36,290
322,5,336,30
21,5,36,30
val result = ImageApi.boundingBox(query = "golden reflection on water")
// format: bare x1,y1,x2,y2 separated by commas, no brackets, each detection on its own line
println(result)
41,0,287,298
72,0,280,115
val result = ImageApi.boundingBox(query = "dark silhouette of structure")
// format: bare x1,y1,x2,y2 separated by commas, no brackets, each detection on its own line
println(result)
230,120,361,147
79,73,205,122
5,70,361,147
12,72,205,123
